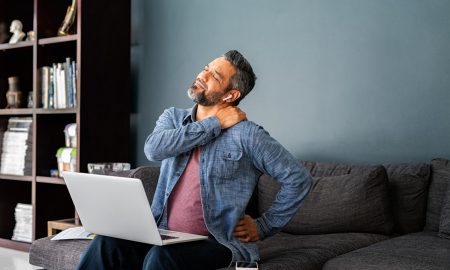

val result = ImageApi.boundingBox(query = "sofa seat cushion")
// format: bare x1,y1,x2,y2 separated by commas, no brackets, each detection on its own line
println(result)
29,236,90,270
323,232,450,270
231,232,387,270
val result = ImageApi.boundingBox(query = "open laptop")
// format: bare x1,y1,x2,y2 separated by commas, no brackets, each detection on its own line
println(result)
61,171,208,245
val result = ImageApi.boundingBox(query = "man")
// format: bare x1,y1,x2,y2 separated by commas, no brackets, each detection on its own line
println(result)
77,50,312,269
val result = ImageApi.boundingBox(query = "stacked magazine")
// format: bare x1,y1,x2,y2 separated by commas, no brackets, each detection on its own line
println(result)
12,203,32,243
0,117,32,175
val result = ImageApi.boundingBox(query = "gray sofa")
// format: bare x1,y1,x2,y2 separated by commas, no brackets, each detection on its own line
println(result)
29,158,450,270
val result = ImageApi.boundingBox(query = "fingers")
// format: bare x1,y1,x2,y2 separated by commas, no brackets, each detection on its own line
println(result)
216,106,247,129
233,215,260,243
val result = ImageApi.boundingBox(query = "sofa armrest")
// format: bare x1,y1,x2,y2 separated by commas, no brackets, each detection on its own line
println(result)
92,166,160,203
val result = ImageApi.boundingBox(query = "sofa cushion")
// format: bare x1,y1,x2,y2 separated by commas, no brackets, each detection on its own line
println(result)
218,232,388,270
425,158,450,231
259,165,393,235
29,236,90,270
128,166,160,203
255,232,387,270
301,161,431,234
438,174,450,239
323,232,450,270
383,163,430,234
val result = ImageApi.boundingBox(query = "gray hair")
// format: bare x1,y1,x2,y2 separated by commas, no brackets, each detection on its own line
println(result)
223,50,257,105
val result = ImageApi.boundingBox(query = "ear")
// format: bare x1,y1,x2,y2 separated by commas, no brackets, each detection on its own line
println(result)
223,90,241,103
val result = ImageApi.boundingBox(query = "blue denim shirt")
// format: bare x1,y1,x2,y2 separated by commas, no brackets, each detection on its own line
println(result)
144,106,312,262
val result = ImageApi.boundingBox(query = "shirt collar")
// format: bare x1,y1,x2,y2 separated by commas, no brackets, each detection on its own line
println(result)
182,104,198,125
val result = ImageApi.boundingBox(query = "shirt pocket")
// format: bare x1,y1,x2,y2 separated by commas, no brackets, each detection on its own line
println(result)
214,149,243,180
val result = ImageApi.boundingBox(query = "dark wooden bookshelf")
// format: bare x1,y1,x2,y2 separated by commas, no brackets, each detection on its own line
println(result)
0,0,130,251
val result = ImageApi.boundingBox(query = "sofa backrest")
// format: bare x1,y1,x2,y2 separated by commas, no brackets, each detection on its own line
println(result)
258,161,430,235
425,158,450,232
259,164,394,235
98,166,161,203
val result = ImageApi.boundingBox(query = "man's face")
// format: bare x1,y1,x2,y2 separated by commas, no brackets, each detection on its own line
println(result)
188,57,236,106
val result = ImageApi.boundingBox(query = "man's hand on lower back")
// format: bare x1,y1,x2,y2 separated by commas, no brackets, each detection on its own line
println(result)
216,106,247,129
233,215,260,243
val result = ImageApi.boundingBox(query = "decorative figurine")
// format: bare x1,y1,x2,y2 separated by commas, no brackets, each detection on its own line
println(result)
26,31,35,41
0,22,9,44
58,0,77,36
6,76,22,108
9,20,25,44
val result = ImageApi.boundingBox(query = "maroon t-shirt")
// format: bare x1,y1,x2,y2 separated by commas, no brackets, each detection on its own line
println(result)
167,148,209,235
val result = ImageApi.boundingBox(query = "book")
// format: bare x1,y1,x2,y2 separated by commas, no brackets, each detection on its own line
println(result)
39,59,77,109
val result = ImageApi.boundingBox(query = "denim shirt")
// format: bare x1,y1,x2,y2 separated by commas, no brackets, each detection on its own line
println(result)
144,106,312,262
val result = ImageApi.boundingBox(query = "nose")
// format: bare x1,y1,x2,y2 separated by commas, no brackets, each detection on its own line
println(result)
198,69,211,82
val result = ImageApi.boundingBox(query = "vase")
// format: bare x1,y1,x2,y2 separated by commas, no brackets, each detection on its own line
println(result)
6,76,22,108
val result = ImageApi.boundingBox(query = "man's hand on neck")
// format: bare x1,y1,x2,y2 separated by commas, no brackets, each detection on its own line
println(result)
197,103,247,129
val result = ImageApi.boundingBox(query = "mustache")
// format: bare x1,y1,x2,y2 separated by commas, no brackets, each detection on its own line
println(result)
194,79,207,90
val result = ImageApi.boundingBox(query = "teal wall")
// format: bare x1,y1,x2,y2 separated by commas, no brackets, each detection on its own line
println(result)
132,0,450,165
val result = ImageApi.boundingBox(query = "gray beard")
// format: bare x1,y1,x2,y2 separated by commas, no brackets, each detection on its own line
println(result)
187,87,223,106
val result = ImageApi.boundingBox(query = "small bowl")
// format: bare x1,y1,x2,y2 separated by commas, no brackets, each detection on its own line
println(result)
87,162,131,174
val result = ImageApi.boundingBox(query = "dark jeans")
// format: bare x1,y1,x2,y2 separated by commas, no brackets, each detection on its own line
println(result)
76,235,232,270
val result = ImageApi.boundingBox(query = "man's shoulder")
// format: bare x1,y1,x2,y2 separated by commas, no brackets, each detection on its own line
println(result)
233,120,267,135
162,107,193,120
164,106,192,114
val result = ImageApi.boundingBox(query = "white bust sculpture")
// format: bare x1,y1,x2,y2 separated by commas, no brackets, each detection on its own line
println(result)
9,20,26,44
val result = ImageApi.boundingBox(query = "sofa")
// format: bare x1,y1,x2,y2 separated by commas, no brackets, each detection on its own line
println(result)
29,158,450,270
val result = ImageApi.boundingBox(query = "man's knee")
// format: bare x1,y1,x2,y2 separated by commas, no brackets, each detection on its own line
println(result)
143,246,177,269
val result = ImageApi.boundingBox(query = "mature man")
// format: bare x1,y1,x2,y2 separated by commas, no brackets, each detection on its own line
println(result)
77,50,312,270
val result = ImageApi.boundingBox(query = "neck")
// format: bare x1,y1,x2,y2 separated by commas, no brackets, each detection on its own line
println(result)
196,103,229,121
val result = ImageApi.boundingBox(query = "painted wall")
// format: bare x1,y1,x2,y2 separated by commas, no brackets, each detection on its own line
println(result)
132,0,450,166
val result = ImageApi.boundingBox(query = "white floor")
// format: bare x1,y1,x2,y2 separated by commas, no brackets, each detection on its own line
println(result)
0,247,40,270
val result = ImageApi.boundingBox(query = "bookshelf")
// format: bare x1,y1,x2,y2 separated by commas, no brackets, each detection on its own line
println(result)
0,0,130,251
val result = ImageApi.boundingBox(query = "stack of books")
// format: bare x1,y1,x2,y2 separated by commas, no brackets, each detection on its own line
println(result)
0,117,33,175
11,203,33,243
39,57,77,109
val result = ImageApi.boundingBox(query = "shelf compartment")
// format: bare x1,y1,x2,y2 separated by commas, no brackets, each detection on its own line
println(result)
0,180,31,243
35,182,74,239
37,0,77,39
36,176,65,185
36,113,76,177
37,39,76,70
0,47,33,109
0,1,34,44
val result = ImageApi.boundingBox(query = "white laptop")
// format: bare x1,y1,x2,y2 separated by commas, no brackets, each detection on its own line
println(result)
61,171,208,245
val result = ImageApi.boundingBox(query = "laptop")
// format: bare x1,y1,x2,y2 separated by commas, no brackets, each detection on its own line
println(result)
61,171,209,245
